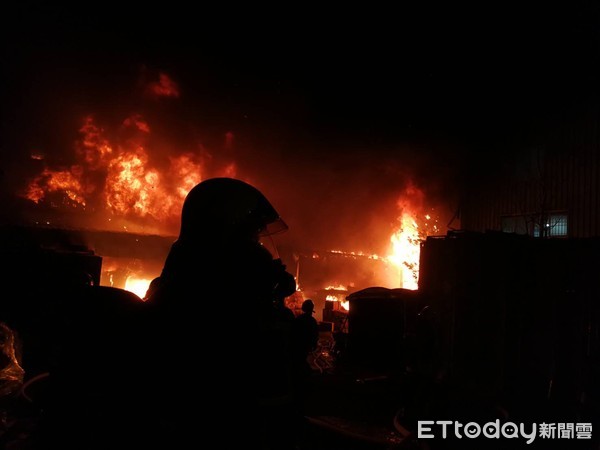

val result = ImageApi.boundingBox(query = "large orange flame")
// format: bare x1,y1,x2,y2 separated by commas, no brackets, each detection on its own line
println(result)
105,148,155,216
388,214,421,290
387,182,439,290
77,116,114,169
26,167,86,207
24,113,235,229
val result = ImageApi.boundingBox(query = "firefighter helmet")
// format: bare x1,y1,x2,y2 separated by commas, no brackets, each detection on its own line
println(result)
179,178,287,240
301,299,315,314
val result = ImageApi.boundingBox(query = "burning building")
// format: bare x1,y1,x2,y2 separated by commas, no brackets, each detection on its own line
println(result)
9,98,450,301
0,71,456,390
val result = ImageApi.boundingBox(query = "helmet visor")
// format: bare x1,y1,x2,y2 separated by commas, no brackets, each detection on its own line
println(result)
259,217,288,237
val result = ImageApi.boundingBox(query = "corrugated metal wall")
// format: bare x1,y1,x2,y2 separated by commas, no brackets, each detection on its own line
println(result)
462,115,600,238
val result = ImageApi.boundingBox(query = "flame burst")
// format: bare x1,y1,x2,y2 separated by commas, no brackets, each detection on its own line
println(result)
324,285,350,311
387,183,439,290
124,276,153,300
325,284,347,291
388,214,421,290
24,113,234,228
26,167,86,207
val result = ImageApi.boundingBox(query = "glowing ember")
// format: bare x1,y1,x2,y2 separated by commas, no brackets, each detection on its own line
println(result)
325,284,347,291
124,276,152,300
0,323,25,396
329,250,382,260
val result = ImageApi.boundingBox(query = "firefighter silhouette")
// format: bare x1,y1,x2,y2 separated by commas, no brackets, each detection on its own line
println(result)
146,177,298,448
289,298,319,428
294,299,319,363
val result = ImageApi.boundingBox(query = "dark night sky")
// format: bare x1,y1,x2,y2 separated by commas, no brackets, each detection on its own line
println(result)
1,4,599,251
3,4,598,144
